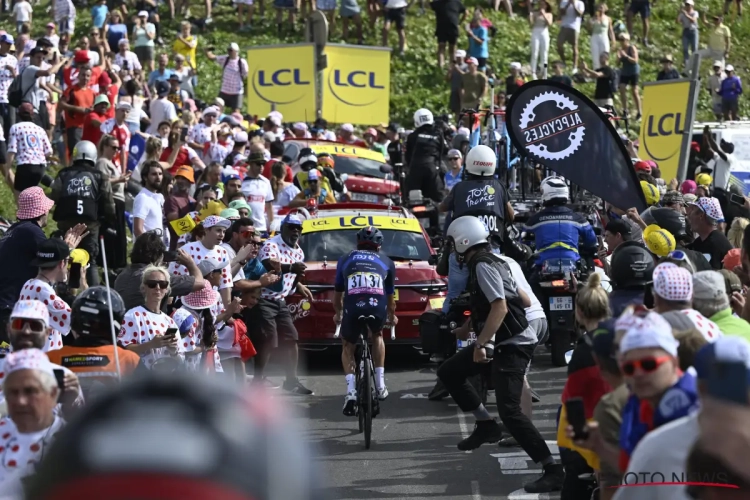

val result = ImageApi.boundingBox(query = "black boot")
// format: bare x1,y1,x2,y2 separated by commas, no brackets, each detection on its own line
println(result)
524,463,564,493
457,419,504,451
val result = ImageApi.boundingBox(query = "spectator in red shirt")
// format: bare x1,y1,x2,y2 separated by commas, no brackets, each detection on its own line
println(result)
81,94,110,146
58,66,95,159
62,50,102,92
100,102,131,173
262,139,292,181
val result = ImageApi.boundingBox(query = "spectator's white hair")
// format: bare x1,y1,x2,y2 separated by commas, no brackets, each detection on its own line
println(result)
3,368,57,393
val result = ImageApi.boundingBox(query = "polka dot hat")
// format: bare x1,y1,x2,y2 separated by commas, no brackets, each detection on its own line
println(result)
10,300,49,327
4,348,55,378
689,197,725,222
653,262,693,301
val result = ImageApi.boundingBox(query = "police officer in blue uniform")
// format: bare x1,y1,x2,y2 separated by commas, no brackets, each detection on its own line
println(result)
523,176,597,269
438,145,515,314
50,140,116,286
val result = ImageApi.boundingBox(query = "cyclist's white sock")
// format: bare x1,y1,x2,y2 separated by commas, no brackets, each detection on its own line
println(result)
346,374,355,393
375,367,384,390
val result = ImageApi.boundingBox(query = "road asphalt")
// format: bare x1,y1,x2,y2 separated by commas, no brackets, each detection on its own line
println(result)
267,345,568,500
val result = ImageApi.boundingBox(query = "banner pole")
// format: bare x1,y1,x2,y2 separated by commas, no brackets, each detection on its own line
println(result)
676,52,702,182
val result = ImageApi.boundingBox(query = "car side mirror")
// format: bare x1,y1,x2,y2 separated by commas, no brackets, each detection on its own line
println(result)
380,164,393,174
428,254,439,266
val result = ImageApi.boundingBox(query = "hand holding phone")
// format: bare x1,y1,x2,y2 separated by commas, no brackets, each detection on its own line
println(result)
566,397,589,440
164,328,178,339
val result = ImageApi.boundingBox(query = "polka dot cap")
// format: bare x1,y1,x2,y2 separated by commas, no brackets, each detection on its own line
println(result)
201,215,231,230
10,300,49,327
4,348,54,378
688,197,725,222
620,313,680,357
680,309,723,342
653,263,693,302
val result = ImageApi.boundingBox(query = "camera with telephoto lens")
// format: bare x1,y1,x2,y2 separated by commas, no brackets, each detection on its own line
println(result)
419,292,472,356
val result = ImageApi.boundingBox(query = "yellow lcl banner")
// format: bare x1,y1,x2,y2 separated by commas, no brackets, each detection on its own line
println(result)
638,80,694,181
245,45,317,121
322,45,391,125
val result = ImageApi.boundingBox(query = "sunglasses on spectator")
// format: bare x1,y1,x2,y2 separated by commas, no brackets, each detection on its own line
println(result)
109,143,120,150
449,157,461,161
10,319,45,333
240,230,256,238
621,355,671,376
146,280,169,289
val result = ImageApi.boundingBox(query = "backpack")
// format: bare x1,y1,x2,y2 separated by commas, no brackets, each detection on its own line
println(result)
7,68,33,108
223,56,247,80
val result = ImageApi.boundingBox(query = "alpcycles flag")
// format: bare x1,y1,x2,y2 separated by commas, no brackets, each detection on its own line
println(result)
246,45,317,121
506,80,646,212
322,45,390,125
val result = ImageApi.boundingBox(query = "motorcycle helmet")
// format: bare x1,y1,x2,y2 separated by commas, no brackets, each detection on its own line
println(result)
26,373,325,500
447,216,489,255
356,226,383,249
451,133,470,150
640,207,688,241
72,140,98,166
297,148,317,171
71,286,126,337
413,108,434,128
464,145,496,177
609,242,655,289
540,176,569,204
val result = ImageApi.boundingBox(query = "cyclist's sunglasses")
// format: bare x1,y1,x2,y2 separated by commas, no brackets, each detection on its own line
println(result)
10,318,45,333
145,280,169,289
621,355,671,376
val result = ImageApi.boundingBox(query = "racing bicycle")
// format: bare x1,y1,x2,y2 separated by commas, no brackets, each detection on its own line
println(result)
335,319,395,450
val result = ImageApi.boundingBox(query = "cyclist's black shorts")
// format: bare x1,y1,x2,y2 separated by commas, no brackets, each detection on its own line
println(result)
341,308,387,344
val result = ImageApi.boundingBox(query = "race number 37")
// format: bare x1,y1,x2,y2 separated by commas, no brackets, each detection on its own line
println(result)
477,215,498,232
348,272,383,292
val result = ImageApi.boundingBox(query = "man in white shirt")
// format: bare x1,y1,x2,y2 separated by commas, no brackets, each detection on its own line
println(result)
147,81,176,135
133,160,165,239
13,0,33,31
557,0,585,72
240,152,274,233
703,129,736,193
383,0,409,54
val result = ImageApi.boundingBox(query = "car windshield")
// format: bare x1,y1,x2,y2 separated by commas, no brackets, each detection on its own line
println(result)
299,229,431,262
283,141,389,179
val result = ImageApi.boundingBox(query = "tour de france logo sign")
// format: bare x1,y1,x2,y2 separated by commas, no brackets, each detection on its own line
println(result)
518,91,586,161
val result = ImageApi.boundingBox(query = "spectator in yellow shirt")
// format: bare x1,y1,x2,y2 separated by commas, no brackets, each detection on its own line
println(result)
698,13,730,66
173,21,197,69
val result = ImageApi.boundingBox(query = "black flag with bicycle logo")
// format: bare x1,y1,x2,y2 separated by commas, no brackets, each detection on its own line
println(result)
505,80,646,212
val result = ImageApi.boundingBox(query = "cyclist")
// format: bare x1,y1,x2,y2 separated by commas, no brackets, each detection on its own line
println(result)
333,226,397,416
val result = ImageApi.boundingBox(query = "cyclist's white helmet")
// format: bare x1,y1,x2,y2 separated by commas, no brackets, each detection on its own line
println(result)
448,216,489,254
464,145,496,177
413,108,434,128
540,176,569,203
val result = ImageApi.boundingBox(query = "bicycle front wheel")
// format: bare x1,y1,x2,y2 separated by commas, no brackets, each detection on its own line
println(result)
363,355,373,449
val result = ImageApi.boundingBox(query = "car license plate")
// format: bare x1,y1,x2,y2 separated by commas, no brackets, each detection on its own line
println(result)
430,298,445,309
550,297,573,311
351,192,379,203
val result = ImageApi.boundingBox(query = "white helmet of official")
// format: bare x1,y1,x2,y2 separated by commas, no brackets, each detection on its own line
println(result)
540,176,569,203
413,108,434,128
448,216,489,255
72,140,98,166
464,145,496,177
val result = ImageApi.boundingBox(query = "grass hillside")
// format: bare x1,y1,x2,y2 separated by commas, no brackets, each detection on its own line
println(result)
2,0,750,221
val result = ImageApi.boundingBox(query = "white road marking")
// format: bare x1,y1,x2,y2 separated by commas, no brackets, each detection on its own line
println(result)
471,480,482,499
400,393,430,399
491,441,560,476
507,489,560,499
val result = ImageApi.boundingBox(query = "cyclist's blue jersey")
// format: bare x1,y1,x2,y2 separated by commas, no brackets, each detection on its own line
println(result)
334,250,396,315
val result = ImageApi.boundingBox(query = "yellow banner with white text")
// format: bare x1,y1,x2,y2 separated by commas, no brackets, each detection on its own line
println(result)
246,45,317,121
322,45,391,125
638,81,695,181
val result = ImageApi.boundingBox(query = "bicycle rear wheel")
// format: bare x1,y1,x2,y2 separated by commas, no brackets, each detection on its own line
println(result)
363,350,373,449
356,347,364,433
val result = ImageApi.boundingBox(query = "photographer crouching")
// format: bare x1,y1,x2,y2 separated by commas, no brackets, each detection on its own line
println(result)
437,216,564,494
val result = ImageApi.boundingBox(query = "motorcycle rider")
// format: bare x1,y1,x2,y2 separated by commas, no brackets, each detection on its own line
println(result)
405,108,448,202
524,176,598,270
437,216,564,493
50,140,116,287
46,287,143,400
439,145,515,315
451,132,470,160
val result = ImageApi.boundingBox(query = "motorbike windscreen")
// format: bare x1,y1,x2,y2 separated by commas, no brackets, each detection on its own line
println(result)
298,229,431,262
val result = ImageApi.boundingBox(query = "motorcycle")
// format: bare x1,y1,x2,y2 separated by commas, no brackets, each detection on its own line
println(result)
537,257,590,367
406,190,442,238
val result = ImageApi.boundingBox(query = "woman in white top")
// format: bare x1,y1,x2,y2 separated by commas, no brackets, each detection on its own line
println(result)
588,3,615,70
118,265,185,370
529,0,553,79
677,0,699,67
132,11,156,71
271,161,300,209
